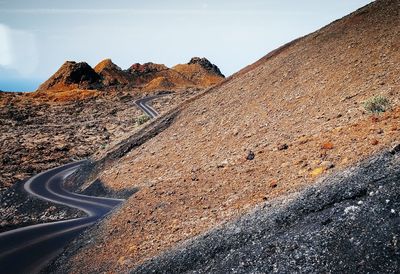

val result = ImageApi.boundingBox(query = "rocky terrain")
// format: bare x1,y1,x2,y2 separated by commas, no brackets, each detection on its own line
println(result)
0,90,143,191
0,57,224,232
47,0,400,272
0,57,223,192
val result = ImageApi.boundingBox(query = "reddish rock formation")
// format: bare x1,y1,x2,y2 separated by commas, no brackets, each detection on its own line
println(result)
38,58,225,92
94,59,131,86
172,57,225,87
38,61,102,91
128,62,168,75
188,57,224,77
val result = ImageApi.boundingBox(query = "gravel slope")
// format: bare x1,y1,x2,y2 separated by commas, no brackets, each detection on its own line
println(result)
134,146,400,273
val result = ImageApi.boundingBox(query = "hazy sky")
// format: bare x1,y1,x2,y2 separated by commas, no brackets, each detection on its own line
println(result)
0,0,373,91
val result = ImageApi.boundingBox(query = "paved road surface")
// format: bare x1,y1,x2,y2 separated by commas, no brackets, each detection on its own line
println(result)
0,161,124,273
135,96,160,118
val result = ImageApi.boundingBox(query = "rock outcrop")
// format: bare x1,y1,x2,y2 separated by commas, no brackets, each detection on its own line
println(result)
38,61,102,91
127,62,172,87
172,57,225,87
94,59,131,86
128,62,168,75
188,57,224,77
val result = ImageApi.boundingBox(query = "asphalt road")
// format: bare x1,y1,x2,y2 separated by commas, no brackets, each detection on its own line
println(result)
0,161,124,274
135,96,160,118
0,96,160,274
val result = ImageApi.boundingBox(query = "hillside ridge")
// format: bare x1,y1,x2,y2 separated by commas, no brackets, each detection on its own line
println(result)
38,57,225,93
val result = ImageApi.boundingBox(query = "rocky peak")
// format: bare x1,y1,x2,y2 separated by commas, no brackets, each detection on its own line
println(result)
38,61,101,91
188,57,224,77
94,59,130,86
94,59,122,73
128,62,168,75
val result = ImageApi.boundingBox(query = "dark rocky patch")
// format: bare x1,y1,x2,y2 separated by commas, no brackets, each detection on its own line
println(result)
39,61,102,91
188,57,225,77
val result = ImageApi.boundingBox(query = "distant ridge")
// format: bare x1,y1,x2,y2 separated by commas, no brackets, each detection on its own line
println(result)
38,57,225,92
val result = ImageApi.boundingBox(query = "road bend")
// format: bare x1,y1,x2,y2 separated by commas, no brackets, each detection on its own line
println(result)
0,96,160,273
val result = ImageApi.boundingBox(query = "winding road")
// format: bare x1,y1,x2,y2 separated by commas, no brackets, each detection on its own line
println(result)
0,96,160,274
135,95,161,118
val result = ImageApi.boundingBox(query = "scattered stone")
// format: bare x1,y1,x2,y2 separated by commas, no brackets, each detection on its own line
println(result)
321,161,335,169
371,116,380,123
344,205,360,215
371,139,379,145
269,180,278,188
321,142,334,150
277,144,288,151
390,143,400,155
310,167,324,177
246,151,255,160
133,145,400,274
217,159,229,168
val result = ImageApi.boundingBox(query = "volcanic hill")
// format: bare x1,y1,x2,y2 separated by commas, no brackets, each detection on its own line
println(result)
38,57,224,93
49,0,400,272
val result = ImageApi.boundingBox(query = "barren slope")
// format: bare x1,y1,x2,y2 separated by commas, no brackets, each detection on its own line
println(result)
53,0,400,272
0,90,197,193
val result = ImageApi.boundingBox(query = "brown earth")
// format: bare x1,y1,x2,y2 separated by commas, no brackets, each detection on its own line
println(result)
53,0,400,272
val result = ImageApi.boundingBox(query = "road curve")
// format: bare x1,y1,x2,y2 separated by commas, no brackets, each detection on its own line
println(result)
0,96,160,274
0,161,124,274
135,95,161,118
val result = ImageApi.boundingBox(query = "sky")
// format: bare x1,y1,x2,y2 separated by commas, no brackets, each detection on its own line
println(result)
0,0,373,92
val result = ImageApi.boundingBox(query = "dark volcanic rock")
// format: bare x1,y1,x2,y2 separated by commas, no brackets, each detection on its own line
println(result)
246,150,255,160
38,61,102,91
188,57,225,77
278,143,289,150
133,149,400,273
